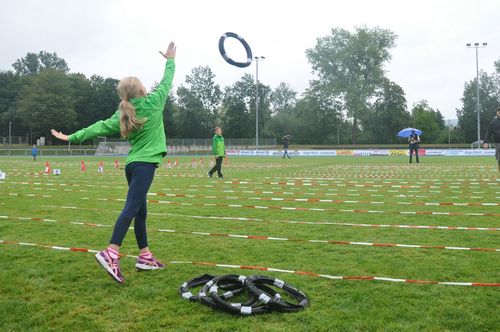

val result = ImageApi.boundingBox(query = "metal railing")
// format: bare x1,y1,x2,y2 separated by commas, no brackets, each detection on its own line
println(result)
93,138,277,156
0,149,97,157
167,138,276,148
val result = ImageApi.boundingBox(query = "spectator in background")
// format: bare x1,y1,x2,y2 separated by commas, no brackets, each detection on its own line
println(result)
483,106,500,172
31,144,37,161
282,135,291,159
408,130,420,164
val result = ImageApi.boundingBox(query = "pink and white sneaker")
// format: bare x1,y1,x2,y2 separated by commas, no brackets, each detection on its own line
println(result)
95,249,124,283
135,252,165,271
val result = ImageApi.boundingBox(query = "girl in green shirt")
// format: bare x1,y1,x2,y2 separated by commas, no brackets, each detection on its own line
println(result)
51,42,176,283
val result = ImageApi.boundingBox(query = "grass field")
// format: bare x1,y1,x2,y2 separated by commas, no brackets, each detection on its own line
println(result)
0,155,499,331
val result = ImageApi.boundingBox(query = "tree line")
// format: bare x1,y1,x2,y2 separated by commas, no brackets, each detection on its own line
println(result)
1,27,499,145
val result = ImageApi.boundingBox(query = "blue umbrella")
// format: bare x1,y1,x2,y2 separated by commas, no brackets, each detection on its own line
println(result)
397,128,423,138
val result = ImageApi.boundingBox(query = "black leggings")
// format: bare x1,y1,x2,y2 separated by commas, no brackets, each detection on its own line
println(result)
110,162,156,249
209,156,224,177
409,144,419,163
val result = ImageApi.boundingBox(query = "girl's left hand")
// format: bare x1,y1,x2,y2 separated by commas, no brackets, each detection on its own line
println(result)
159,42,176,59
51,129,69,141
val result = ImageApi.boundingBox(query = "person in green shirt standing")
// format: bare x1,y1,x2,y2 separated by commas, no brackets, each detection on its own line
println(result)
208,127,225,179
50,42,176,284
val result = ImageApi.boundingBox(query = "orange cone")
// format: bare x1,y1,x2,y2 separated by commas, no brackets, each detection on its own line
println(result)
44,161,51,174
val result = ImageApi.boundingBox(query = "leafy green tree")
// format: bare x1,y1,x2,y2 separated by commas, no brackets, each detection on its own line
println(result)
0,71,24,137
268,112,293,141
494,59,500,100
221,74,271,139
16,69,77,141
221,77,253,138
221,95,249,138
163,92,179,139
270,83,297,116
456,71,499,143
268,83,297,140
175,94,206,137
88,75,120,127
67,73,94,133
411,100,446,144
176,66,222,137
287,87,343,144
306,26,397,144
256,81,272,138
360,79,410,143
13,51,69,76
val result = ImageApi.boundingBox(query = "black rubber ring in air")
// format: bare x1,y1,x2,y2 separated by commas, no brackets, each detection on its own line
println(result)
218,32,253,68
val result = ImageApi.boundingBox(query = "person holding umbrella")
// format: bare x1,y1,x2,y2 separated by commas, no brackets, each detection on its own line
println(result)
397,128,422,164
483,106,500,172
408,130,421,164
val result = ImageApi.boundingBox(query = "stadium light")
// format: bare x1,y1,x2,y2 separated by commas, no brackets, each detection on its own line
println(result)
337,123,340,145
466,42,487,143
254,56,265,150
447,120,451,145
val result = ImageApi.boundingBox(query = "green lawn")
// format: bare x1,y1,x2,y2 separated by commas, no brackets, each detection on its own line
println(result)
1,156,499,331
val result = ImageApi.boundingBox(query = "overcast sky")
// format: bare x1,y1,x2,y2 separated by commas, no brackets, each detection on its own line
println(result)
1,0,499,120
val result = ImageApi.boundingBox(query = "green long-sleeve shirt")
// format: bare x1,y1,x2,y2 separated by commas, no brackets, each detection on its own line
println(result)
212,135,225,157
68,59,175,165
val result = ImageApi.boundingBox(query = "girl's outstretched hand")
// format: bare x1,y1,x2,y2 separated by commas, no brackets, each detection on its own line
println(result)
159,42,176,60
51,129,69,141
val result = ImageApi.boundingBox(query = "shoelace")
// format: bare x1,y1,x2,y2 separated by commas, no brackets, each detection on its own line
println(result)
147,258,159,265
110,259,120,271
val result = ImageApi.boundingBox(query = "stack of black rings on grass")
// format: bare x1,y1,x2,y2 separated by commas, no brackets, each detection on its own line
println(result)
179,274,309,316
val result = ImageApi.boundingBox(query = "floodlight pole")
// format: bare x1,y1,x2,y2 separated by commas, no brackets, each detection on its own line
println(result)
448,120,451,145
466,42,487,143
254,56,265,150
8,122,12,147
337,124,340,145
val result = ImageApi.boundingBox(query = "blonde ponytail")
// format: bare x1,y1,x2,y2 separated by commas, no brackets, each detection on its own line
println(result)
119,100,144,138
116,77,146,138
